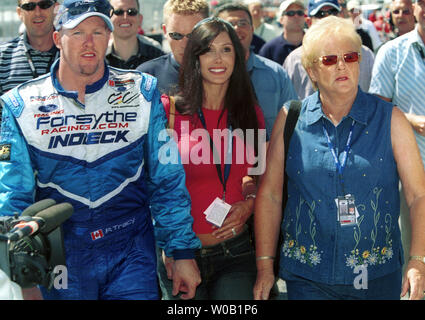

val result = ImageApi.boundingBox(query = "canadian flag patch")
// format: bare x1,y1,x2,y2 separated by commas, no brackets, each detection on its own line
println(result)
91,229,104,241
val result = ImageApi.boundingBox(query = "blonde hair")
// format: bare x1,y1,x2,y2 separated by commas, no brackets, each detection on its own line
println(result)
301,16,362,71
163,0,209,24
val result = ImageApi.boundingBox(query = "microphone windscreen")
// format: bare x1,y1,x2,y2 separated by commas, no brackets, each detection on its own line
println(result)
35,203,73,233
21,199,57,217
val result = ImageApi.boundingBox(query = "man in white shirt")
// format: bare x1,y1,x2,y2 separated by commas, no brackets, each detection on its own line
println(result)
347,0,382,51
245,0,280,42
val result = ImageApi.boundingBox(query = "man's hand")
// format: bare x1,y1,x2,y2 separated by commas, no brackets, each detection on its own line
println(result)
172,259,201,300
162,251,175,280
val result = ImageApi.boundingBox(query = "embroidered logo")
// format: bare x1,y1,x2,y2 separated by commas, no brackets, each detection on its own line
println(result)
0,144,11,161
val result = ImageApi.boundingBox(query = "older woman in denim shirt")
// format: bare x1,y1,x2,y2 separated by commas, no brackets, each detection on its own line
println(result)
253,16,425,300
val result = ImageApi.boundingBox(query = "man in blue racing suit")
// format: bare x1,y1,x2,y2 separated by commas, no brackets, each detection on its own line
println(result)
0,0,201,300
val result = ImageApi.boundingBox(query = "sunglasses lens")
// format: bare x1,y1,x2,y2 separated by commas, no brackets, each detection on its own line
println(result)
322,55,338,65
20,3,37,10
344,52,359,63
286,11,295,16
169,32,184,40
297,11,304,16
114,9,124,15
39,0,54,9
128,9,138,16
316,9,338,18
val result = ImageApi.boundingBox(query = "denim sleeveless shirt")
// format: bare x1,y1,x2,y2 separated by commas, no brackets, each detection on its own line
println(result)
280,89,403,285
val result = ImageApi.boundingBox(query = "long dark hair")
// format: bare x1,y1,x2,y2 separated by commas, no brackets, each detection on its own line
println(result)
175,17,259,143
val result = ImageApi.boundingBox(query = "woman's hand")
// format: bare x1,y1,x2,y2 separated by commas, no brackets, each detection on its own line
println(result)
211,199,254,239
253,260,275,300
401,260,425,300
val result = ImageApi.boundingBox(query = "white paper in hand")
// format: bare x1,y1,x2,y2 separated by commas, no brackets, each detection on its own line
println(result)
204,197,231,227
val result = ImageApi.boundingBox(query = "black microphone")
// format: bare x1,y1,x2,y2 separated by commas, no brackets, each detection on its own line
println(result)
21,199,57,217
7,203,73,241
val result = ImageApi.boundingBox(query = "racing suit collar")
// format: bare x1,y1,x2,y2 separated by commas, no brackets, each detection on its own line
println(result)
50,59,110,100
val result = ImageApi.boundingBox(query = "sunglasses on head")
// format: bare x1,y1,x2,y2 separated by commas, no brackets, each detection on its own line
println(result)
314,8,339,18
284,10,304,17
20,0,55,11
316,52,360,66
168,32,191,40
113,8,138,16
62,1,113,18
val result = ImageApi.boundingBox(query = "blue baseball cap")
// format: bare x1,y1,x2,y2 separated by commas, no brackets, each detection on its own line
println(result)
308,0,341,17
55,0,114,31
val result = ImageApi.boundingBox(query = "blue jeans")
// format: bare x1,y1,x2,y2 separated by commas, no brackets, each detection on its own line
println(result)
157,226,257,300
284,268,402,300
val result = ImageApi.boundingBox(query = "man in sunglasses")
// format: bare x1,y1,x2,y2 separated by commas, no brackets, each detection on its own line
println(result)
105,0,164,69
216,2,297,142
370,0,425,288
390,0,416,38
258,0,306,65
0,0,59,97
0,0,202,300
283,0,375,99
137,0,209,95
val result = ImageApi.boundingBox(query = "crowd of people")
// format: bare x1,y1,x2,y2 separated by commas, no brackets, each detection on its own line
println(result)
0,0,424,301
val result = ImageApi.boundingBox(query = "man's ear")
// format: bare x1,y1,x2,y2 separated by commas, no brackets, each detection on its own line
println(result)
53,31,61,50
16,6,24,22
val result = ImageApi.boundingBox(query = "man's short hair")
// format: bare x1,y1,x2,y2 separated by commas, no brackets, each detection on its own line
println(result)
163,0,209,24
214,2,253,25
108,0,140,11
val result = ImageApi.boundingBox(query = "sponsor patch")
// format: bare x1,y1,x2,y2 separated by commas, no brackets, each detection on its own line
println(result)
108,78,135,89
38,104,59,113
0,144,11,161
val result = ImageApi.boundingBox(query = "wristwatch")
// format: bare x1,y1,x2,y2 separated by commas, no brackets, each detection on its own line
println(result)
410,255,425,265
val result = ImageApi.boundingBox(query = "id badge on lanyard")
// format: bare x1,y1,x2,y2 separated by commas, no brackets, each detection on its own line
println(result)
336,194,359,226
322,119,358,226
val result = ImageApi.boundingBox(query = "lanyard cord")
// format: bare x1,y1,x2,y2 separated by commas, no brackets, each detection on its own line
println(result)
322,119,355,195
24,45,58,79
197,108,233,201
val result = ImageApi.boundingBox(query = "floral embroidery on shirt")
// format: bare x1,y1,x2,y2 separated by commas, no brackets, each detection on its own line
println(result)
345,188,394,268
282,197,323,267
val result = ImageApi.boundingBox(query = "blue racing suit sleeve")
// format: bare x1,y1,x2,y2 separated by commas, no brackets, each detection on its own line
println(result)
141,75,201,259
0,90,35,216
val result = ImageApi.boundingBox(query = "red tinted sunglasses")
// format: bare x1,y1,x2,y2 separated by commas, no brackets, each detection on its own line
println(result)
317,52,360,66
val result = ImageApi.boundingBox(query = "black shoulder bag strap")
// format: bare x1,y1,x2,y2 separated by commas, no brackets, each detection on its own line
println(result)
274,99,301,276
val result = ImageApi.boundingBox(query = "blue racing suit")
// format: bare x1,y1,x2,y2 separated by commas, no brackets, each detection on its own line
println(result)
0,60,201,299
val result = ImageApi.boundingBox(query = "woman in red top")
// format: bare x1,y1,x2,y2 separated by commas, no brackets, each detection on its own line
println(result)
159,17,266,300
